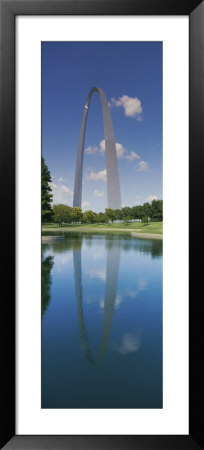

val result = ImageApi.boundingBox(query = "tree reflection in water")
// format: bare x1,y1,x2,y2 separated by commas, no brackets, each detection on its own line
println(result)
41,252,54,316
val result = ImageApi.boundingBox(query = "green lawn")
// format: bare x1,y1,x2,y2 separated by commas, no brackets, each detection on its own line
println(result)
42,221,163,235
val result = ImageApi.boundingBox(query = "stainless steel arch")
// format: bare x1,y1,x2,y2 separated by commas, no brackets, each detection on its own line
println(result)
73,87,122,209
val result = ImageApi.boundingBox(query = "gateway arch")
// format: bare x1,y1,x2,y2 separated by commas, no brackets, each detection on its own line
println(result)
73,87,122,210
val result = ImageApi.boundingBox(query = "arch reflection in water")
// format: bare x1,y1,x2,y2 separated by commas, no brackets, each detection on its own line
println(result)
73,241,120,364
42,233,162,408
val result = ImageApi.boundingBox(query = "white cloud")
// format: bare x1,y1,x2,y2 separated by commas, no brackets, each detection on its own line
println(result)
86,168,107,182
136,160,149,172
94,189,104,198
85,145,98,155
82,201,90,208
147,194,158,202
110,94,142,119
99,140,127,159
99,140,105,154
116,143,127,159
126,151,140,161
50,183,73,204
86,139,140,161
84,143,102,156
58,176,67,182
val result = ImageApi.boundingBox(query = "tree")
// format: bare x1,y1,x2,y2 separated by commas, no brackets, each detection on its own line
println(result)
150,200,163,221
105,208,115,223
142,215,148,224
114,209,123,221
53,204,71,226
83,210,97,224
97,212,107,223
142,202,152,219
132,205,143,221
122,207,133,221
70,207,83,223
41,157,53,222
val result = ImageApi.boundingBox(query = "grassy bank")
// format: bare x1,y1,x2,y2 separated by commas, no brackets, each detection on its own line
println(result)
42,221,163,237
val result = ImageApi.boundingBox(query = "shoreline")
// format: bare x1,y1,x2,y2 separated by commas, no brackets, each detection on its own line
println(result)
42,226,163,240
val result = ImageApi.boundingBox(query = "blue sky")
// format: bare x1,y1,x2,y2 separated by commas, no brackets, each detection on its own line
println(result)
42,41,162,212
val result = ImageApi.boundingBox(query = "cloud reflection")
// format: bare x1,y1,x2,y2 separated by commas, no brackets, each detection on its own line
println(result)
114,332,141,355
88,268,106,281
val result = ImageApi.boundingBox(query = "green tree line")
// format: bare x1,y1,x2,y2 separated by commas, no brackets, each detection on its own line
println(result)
41,157,163,225
49,201,162,226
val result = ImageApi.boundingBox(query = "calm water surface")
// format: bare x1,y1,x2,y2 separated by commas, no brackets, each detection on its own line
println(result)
42,233,162,408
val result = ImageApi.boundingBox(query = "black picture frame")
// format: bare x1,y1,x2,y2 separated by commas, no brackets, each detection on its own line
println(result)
0,0,203,449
